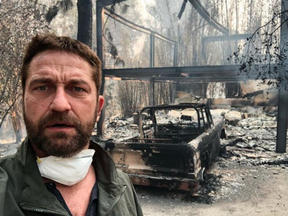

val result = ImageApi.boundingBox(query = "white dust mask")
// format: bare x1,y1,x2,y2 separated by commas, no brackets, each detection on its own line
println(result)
36,149,95,186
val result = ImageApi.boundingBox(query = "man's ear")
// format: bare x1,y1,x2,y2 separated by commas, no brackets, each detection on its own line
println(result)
96,96,105,122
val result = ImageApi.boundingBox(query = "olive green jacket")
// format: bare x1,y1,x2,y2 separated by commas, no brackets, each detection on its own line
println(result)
0,138,143,216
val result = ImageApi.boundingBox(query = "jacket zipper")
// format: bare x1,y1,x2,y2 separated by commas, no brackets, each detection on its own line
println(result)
106,185,127,216
21,205,66,215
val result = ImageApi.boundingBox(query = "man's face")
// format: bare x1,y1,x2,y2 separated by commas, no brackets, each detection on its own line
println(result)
23,50,104,158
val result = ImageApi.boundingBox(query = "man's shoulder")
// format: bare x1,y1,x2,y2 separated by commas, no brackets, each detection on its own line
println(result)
0,154,16,169
115,168,130,181
0,141,28,177
0,154,24,183
0,154,21,196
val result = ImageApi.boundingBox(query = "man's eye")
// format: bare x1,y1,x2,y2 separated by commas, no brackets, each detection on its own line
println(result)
37,86,47,91
74,87,84,92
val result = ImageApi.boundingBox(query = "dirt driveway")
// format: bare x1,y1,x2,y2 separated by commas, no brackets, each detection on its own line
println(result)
137,158,288,216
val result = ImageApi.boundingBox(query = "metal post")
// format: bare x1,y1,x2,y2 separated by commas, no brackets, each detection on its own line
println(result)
173,44,178,67
202,39,207,63
96,2,105,137
149,78,155,106
150,33,155,67
171,82,177,103
276,0,288,153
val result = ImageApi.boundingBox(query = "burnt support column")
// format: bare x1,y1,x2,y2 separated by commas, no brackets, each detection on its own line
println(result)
149,78,155,106
276,0,288,153
96,2,105,137
173,44,178,67
276,89,288,153
150,33,155,67
171,82,177,103
149,32,155,106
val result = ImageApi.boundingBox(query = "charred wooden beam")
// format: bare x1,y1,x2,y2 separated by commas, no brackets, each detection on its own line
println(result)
103,65,260,82
276,0,288,153
96,2,105,136
202,34,252,43
242,90,264,99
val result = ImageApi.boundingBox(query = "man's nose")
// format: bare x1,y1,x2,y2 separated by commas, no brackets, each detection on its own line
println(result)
50,88,71,112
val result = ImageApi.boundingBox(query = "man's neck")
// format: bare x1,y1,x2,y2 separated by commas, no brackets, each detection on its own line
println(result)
32,144,48,158
48,165,96,216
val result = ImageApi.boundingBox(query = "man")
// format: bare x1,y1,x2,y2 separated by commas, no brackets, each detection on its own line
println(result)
0,34,143,216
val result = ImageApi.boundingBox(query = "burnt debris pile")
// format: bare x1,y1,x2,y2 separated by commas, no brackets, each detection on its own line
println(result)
219,108,288,168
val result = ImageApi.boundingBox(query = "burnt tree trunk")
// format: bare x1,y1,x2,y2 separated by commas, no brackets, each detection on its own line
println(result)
77,0,92,47
10,106,22,143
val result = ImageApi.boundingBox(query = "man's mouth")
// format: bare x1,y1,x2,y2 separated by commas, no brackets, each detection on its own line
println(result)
51,124,73,128
46,122,75,131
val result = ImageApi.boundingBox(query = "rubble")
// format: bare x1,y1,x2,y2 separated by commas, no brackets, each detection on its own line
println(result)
223,110,242,125
103,116,140,142
200,108,288,203
222,113,283,161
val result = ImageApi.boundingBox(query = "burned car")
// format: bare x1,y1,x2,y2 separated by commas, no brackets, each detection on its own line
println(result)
99,103,225,194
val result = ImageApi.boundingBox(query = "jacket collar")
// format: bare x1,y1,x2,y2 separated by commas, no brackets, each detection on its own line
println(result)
89,141,127,215
19,139,68,215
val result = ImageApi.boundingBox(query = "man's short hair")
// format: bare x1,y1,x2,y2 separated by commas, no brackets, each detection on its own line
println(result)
21,33,102,95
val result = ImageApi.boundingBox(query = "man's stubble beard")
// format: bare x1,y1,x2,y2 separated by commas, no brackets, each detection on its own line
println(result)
23,108,97,158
